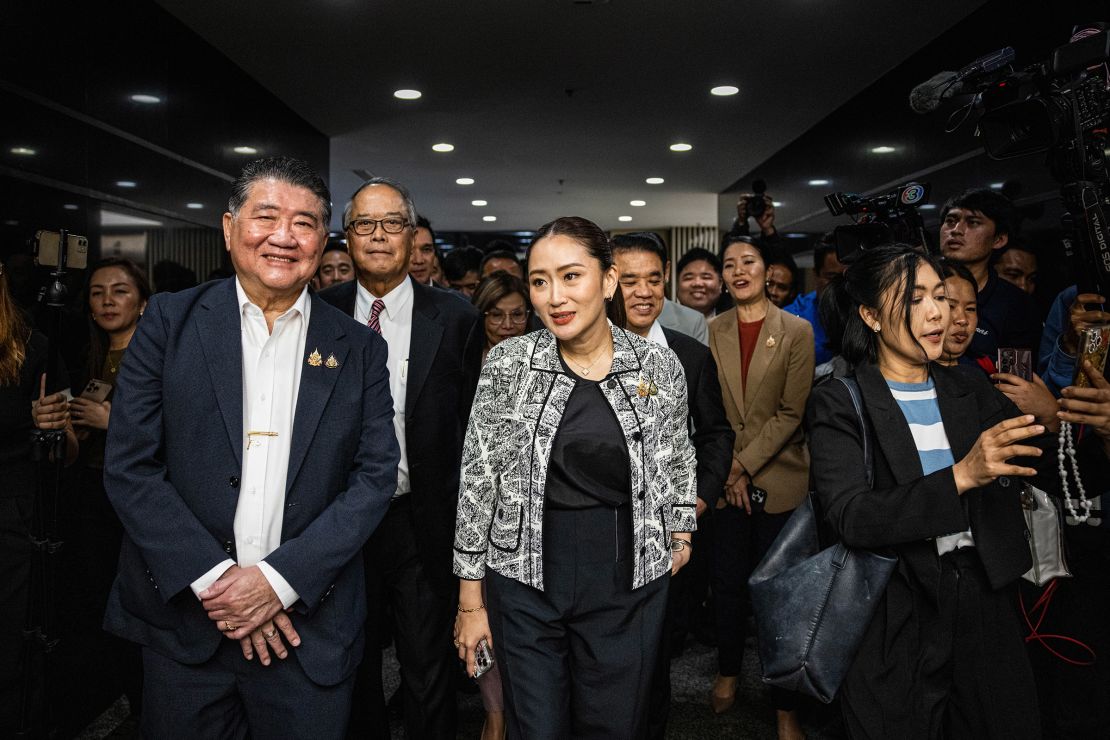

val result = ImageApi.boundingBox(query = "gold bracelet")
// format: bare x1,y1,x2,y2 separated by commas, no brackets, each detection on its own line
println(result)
458,603,485,613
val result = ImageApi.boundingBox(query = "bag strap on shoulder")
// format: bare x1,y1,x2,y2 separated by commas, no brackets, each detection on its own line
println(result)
835,376,873,487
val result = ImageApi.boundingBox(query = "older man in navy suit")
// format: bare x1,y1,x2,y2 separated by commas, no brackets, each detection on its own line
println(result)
103,157,398,739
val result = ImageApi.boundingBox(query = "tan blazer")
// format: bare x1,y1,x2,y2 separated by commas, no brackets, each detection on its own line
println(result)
708,303,815,513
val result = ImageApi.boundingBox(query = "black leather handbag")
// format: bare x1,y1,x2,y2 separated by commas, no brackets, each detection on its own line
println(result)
748,376,897,704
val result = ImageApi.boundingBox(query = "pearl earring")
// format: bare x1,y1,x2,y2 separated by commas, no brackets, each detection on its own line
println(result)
873,324,881,333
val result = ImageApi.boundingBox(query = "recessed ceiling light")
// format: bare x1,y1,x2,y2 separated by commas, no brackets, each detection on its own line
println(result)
185,202,204,209
630,200,646,207
456,177,475,185
990,182,1004,189
669,143,692,152
116,180,137,188
4,220,19,226
483,215,497,222
645,177,665,185
9,146,36,156
393,89,422,100
471,200,488,207
63,204,79,210
432,143,455,152
870,146,897,154
807,179,830,186
233,146,258,155
710,85,739,96
618,216,633,222
773,201,783,207
129,94,162,104
920,204,937,210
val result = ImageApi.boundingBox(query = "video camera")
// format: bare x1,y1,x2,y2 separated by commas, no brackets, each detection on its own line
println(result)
823,182,932,263
931,25,1110,293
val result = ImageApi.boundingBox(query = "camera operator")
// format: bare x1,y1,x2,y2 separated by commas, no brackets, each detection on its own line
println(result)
939,188,1042,363
725,192,781,247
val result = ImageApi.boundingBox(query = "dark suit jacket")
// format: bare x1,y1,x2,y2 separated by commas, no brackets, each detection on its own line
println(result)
319,277,480,587
806,361,1045,590
662,327,734,509
102,278,399,686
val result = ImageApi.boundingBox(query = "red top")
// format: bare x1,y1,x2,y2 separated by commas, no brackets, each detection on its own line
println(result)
739,318,765,390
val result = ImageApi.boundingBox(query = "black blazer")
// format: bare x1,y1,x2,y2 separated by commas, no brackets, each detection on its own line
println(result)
662,327,735,510
319,277,481,587
806,361,1047,590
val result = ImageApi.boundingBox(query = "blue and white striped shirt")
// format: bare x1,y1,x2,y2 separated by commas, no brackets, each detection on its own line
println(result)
887,378,975,554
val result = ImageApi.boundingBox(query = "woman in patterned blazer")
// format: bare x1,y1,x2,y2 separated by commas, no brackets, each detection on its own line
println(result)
452,217,698,740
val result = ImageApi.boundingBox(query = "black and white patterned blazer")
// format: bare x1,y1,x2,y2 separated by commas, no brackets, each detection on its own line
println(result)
453,323,698,591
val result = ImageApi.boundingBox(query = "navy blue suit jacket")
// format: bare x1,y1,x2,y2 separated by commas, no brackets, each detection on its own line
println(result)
103,277,399,686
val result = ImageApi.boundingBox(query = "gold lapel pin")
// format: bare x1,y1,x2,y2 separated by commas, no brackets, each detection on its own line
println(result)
307,348,322,367
636,377,659,398
766,336,776,349
325,353,339,369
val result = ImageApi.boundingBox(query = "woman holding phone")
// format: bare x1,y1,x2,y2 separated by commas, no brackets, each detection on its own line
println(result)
452,217,697,739
806,244,1047,739
68,257,150,717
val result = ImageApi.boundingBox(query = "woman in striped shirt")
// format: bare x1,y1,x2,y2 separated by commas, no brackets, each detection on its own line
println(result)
805,244,1050,740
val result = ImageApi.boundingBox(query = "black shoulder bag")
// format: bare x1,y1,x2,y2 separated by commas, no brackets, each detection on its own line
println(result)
747,376,897,703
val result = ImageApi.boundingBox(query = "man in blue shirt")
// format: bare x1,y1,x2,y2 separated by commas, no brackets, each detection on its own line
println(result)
783,237,845,365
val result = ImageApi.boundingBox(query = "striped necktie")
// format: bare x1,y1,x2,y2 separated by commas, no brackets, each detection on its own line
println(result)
368,298,385,334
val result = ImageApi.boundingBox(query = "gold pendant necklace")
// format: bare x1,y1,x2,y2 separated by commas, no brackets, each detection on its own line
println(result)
563,345,607,376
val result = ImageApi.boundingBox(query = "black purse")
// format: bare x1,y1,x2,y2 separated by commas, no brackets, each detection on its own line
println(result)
747,376,897,704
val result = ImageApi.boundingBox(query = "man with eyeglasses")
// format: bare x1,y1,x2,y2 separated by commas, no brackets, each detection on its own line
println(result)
319,177,480,740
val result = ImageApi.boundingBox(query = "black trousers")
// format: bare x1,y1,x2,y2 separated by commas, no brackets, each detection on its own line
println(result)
841,548,1039,740
709,504,796,710
141,640,354,739
486,505,668,740
349,495,457,739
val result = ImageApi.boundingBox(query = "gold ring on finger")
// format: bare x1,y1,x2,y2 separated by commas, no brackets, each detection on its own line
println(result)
263,629,278,639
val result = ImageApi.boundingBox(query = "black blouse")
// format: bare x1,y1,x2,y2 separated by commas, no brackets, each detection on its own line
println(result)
544,360,631,509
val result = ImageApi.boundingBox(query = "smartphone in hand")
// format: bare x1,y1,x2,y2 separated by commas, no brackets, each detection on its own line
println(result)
474,639,494,678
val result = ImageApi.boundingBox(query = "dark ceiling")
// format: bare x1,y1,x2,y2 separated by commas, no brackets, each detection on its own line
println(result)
728,0,1110,240
154,0,989,232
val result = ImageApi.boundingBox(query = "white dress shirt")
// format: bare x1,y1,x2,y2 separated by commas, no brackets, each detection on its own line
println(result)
356,277,412,497
647,320,669,349
188,278,307,608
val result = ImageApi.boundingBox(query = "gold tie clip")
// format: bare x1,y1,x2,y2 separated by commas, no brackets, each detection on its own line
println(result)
247,430,278,449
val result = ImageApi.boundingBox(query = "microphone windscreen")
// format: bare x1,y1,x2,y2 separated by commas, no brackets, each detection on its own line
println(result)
909,71,958,114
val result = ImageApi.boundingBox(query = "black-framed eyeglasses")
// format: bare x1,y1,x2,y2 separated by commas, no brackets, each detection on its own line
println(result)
346,217,409,235
484,309,529,325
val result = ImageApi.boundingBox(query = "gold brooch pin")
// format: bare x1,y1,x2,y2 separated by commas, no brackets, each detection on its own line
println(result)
325,353,339,369
307,348,322,367
636,377,659,398
766,336,776,349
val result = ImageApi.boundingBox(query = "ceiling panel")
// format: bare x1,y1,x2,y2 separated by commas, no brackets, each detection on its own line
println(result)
155,0,988,231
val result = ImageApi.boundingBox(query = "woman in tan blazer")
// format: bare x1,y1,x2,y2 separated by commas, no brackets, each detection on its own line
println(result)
707,236,815,740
